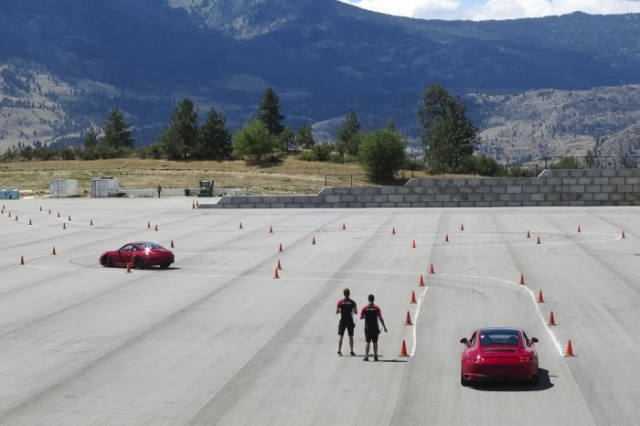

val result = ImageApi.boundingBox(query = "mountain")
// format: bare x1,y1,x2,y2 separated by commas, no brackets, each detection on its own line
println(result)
2,0,640,161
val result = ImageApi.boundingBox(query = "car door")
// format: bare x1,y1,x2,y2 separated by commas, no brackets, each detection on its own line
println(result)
116,244,135,266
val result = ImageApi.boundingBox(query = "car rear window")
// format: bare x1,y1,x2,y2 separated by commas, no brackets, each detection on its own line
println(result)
480,329,519,346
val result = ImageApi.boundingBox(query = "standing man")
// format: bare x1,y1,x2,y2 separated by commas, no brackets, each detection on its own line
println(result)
157,185,162,198
336,288,357,356
360,294,387,361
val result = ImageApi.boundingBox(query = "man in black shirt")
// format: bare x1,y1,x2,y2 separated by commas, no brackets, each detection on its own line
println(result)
336,288,357,356
360,294,387,361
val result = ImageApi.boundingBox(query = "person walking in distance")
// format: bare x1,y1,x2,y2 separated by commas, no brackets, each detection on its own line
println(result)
360,294,387,361
157,185,162,198
336,288,357,356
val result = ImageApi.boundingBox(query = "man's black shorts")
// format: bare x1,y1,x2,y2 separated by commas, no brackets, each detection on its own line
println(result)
338,321,355,337
364,326,380,343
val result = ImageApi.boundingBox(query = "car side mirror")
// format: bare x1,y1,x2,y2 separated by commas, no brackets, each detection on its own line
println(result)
460,337,468,344
531,337,539,344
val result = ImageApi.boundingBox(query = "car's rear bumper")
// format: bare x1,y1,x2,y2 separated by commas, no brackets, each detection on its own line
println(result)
462,363,538,382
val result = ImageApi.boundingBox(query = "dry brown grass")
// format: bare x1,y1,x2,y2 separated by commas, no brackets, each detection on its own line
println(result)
0,157,435,195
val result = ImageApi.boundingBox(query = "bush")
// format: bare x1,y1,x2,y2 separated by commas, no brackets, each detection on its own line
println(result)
358,129,407,182
298,150,318,162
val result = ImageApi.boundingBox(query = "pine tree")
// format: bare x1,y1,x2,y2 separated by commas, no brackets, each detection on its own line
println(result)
99,107,134,156
296,124,316,149
258,88,285,136
159,98,199,160
336,109,361,157
417,84,478,173
198,107,232,160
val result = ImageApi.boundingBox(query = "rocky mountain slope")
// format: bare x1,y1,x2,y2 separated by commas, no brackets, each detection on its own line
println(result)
1,0,640,161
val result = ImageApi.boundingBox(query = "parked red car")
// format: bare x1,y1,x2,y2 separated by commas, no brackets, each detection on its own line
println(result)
460,327,539,386
100,241,174,269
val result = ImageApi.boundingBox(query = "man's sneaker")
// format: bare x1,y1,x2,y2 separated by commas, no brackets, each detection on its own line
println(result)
363,357,369,362
374,355,379,362
337,351,342,356
350,351,356,356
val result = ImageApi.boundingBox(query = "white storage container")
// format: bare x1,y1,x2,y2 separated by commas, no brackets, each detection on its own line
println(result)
91,178,119,197
49,179,78,198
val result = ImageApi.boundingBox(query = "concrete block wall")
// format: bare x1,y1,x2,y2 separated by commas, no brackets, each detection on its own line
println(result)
198,169,640,209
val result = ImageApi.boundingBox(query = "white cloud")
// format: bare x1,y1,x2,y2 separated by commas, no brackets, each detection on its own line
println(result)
337,0,640,20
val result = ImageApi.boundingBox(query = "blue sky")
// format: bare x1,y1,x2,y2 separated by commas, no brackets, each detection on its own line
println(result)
337,0,640,20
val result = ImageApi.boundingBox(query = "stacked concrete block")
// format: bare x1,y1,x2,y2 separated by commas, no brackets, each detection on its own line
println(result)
197,169,640,209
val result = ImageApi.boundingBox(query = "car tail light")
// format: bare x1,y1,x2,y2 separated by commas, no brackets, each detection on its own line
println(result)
466,355,483,363
518,356,532,362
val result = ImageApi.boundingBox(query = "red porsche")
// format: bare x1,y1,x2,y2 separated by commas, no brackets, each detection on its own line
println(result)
100,241,174,269
460,327,539,386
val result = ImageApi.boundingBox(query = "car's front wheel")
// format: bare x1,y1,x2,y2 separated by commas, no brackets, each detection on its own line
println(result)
133,257,145,269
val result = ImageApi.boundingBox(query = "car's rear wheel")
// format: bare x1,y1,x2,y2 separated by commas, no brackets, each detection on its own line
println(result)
102,256,112,268
133,257,145,269
160,263,171,269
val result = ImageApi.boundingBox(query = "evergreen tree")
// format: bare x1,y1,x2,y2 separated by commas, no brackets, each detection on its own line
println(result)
233,119,279,162
198,107,232,160
83,126,98,150
296,124,315,149
417,84,479,173
258,87,285,136
336,109,361,157
278,125,295,153
99,107,134,156
159,98,199,160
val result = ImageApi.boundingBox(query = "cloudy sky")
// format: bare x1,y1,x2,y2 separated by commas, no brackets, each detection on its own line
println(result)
337,0,640,20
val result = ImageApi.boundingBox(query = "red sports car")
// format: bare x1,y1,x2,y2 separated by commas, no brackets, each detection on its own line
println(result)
460,327,539,386
100,241,174,269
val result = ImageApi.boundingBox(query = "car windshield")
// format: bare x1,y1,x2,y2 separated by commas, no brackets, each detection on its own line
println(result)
479,329,519,346
136,242,165,250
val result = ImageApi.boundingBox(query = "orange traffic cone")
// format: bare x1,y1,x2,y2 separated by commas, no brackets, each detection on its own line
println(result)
577,225,582,233
63,223,66,230
274,268,280,279
412,239,416,249
400,340,409,357
565,340,574,357
8,212,11,218
410,291,417,304
461,223,465,231
548,311,556,326
15,215,18,221
39,206,42,212
52,246,57,255
147,221,151,228
419,275,425,287
239,222,243,229
519,273,525,285
392,227,396,235
526,230,531,238
48,209,51,214
170,240,175,248
342,223,346,230
429,264,435,274
445,234,449,242
29,219,32,225
278,243,283,253
537,290,545,303
277,260,282,270
20,256,25,265
405,310,413,325
196,200,199,207
192,201,195,209
622,230,626,239
536,236,541,245
68,215,72,221
57,212,60,218
126,263,131,273
90,219,93,226
154,224,159,231
312,236,316,245
269,226,273,233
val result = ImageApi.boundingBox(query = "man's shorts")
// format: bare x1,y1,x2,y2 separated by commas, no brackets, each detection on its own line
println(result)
364,326,380,343
338,321,355,337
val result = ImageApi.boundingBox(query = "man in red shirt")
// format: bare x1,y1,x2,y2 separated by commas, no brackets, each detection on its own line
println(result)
336,288,357,356
360,294,387,361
